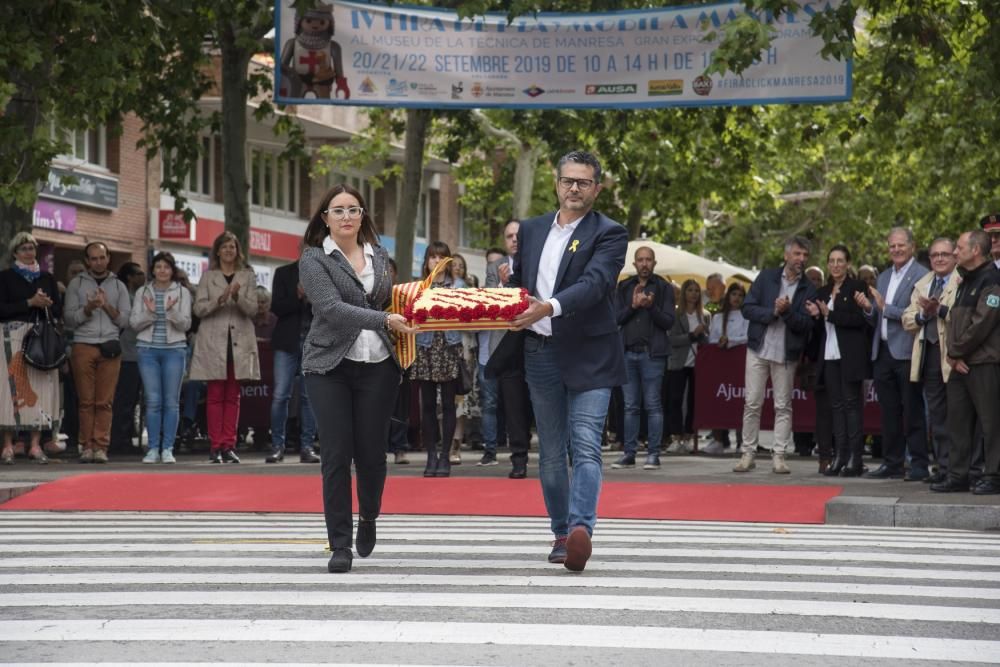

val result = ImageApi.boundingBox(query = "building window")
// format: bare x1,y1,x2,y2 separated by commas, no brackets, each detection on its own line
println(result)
248,145,299,216
51,123,107,167
164,136,213,198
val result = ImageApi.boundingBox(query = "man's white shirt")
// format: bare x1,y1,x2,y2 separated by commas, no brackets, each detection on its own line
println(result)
530,213,583,336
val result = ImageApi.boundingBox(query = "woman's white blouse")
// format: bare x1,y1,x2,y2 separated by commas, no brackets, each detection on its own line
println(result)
324,238,390,363
709,311,749,346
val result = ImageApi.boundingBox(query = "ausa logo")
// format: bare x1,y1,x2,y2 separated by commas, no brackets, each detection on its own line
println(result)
523,85,545,97
585,83,637,95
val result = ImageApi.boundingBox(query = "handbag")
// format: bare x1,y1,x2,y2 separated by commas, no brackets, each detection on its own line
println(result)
456,357,474,395
99,339,123,359
22,307,68,370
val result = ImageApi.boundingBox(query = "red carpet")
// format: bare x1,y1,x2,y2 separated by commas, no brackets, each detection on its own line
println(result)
0,474,840,524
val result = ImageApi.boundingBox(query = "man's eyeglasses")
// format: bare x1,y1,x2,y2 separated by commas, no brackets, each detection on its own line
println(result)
929,252,953,260
557,177,595,191
324,206,364,219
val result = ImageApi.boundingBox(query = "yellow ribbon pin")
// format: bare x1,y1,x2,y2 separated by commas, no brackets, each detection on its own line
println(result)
568,239,580,253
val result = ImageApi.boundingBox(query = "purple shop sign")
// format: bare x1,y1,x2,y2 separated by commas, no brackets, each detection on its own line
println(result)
33,200,77,233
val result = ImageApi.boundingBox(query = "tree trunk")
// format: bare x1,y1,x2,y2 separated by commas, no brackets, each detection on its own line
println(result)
0,94,45,268
218,21,252,258
511,142,541,221
394,108,432,281
626,200,644,240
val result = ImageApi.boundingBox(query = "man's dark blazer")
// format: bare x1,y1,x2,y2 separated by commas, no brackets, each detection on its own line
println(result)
270,261,312,354
509,209,628,392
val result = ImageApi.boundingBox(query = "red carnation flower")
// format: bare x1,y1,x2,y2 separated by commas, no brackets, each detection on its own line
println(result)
443,306,459,319
487,305,501,319
414,311,428,324
430,305,444,318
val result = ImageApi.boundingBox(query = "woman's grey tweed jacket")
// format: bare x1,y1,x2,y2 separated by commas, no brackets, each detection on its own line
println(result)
298,244,399,375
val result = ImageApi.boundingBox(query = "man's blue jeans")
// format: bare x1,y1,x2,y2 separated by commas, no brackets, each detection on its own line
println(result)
137,346,187,453
478,362,498,454
623,351,666,456
524,336,609,537
271,347,316,450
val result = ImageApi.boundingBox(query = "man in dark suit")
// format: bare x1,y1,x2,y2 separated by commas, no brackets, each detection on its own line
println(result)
509,150,628,572
484,223,532,479
268,259,319,463
855,227,929,479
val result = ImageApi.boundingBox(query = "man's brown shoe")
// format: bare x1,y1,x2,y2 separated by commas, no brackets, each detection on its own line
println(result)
564,526,592,572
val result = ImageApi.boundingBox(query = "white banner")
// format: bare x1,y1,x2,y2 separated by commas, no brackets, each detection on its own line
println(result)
274,0,851,109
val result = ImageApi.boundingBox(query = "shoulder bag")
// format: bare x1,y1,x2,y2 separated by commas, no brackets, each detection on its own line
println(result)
22,307,68,370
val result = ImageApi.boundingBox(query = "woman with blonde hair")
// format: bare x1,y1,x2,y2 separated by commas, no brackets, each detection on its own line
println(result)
189,231,260,463
0,232,62,464
665,279,709,454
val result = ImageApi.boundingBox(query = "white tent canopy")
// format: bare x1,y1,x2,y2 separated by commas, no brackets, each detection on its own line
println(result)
621,240,758,287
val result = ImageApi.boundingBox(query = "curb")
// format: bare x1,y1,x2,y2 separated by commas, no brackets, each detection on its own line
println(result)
826,495,1000,531
0,482,40,504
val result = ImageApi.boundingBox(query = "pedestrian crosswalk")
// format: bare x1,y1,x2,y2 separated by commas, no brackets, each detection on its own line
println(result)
1,511,999,665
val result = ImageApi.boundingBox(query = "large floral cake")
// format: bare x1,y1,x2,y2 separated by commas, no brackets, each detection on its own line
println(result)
404,287,530,331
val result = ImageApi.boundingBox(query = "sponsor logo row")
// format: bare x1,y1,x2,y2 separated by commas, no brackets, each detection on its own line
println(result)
357,77,713,99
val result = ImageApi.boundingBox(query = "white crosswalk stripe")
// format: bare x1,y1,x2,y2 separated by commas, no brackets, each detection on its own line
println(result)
1,511,998,666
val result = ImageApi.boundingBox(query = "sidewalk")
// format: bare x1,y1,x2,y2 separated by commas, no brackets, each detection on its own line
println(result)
2,443,998,531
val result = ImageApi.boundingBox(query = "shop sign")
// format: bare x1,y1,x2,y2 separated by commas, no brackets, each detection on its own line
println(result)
159,210,194,239
40,166,118,210
32,200,77,233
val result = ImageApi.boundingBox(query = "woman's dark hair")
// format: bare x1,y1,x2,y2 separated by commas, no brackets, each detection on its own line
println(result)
303,184,380,249
421,241,452,279
149,251,180,283
720,282,746,336
209,231,246,270
826,244,856,284
116,261,143,284
680,279,705,320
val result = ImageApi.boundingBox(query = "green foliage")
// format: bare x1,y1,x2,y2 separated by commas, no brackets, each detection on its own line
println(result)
312,109,403,188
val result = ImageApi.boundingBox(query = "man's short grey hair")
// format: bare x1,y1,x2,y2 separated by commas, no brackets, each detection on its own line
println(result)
706,273,723,283
887,227,915,245
929,237,955,252
784,235,812,253
557,150,602,183
968,230,991,258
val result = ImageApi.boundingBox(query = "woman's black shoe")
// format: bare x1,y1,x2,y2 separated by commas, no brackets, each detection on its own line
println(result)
356,519,376,558
327,548,353,573
434,457,451,477
423,451,438,478
222,449,241,464
840,463,865,477
823,458,846,477
208,451,222,464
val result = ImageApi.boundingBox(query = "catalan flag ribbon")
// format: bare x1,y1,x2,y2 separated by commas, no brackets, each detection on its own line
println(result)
388,258,453,369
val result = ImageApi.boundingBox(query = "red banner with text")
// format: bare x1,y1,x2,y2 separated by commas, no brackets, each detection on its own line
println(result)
693,344,882,432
